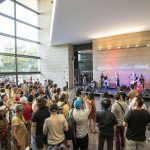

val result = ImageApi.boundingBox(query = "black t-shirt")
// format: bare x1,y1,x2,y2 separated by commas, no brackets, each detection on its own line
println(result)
124,109,150,141
96,110,118,137
32,106,50,135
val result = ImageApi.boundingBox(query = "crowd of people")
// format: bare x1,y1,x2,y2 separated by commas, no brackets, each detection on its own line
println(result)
0,77,150,150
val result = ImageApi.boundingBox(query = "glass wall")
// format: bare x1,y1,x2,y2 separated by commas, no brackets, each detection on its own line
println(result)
0,0,40,85
0,55,15,72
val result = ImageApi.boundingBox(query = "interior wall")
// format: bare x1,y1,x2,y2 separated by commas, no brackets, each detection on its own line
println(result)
39,0,74,88
93,31,150,89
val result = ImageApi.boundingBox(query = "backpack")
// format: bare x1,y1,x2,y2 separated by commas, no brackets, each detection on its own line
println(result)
65,108,76,140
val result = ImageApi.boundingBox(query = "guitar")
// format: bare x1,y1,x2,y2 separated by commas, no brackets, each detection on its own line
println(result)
130,78,139,85
103,79,111,86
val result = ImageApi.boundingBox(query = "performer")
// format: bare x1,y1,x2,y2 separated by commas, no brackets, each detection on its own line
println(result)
131,72,139,89
83,74,88,86
115,72,120,88
139,74,145,89
100,73,104,87
103,74,109,92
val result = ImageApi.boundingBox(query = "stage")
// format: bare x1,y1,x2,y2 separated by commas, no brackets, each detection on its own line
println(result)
81,86,150,100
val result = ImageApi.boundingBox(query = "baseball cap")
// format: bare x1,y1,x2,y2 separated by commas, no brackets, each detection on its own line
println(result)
74,97,82,109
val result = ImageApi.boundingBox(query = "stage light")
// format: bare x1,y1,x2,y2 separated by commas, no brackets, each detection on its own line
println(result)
126,45,130,48
136,45,139,47
147,44,150,48
117,46,121,49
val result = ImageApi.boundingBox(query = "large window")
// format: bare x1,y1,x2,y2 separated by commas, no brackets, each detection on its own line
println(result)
17,22,38,41
0,0,14,17
0,55,15,72
17,0,38,11
0,36,15,54
16,4,38,26
17,39,39,56
0,0,40,85
17,57,39,72
0,15,14,35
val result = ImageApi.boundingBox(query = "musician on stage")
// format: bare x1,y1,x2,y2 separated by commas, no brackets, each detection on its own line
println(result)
139,74,145,89
100,73,104,87
131,72,139,89
103,74,109,92
115,72,120,89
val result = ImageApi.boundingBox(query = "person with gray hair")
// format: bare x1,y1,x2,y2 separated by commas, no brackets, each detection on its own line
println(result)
12,104,29,150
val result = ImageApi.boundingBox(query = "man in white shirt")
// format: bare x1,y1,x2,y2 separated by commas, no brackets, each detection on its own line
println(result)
73,97,90,150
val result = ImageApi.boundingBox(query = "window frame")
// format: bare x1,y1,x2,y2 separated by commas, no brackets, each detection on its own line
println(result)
0,0,40,85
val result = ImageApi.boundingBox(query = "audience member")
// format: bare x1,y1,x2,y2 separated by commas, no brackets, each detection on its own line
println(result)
111,92,127,150
96,98,118,150
124,96,150,150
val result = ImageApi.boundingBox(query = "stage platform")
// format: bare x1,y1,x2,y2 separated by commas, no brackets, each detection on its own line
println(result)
82,86,150,100
84,87,121,97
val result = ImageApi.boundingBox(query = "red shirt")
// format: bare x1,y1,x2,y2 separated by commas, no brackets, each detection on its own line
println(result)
23,104,32,121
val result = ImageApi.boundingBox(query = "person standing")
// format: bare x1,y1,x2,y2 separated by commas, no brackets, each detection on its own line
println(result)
12,104,29,150
115,73,120,89
100,73,104,88
103,74,109,92
96,98,118,150
111,92,127,150
87,92,97,133
32,96,50,150
128,84,139,103
73,97,90,150
131,73,139,89
124,96,150,150
43,103,68,149
139,74,145,89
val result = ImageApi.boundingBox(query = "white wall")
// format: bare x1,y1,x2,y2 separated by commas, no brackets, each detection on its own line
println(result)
39,0,74,88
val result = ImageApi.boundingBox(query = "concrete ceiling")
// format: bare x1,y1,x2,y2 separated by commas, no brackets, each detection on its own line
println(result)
50,0,150,46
